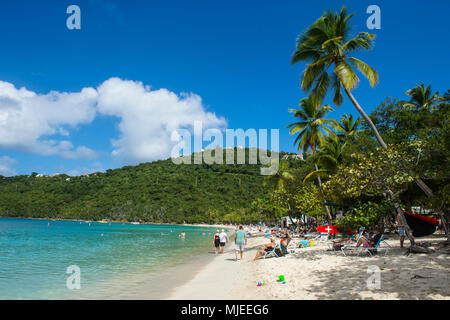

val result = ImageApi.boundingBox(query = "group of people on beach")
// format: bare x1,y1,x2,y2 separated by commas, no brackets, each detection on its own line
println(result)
212,225,249,261
213,229,229,255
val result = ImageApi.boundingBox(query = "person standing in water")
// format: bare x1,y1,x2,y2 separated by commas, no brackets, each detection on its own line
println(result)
213,230,221,255
234,226,247,261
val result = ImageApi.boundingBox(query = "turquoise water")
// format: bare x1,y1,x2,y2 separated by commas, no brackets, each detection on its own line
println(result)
0,218,218,299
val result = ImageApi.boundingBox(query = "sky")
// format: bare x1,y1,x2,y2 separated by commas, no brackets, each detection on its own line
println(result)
0,0,449,176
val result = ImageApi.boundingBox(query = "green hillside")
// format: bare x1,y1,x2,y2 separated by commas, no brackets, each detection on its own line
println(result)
0,148,293,223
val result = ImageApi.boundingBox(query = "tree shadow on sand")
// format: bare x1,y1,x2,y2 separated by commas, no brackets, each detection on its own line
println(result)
298,245,449,299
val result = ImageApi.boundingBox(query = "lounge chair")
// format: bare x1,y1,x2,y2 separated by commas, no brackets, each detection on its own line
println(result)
314,232,330,243
263,242,282,259
329,227,365,250
341,234,390,256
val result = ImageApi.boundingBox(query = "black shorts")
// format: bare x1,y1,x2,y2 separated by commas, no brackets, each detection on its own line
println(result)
214,240,220,247
220,242,226,247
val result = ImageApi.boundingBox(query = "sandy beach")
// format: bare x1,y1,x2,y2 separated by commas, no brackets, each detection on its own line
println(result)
168,231,450,300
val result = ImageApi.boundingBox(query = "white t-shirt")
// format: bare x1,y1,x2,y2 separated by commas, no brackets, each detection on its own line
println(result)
219,232,227,243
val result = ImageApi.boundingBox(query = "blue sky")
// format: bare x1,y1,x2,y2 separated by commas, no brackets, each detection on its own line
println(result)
0,0,449,176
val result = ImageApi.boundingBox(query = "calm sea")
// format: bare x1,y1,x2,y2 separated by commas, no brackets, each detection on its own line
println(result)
0,218,220,299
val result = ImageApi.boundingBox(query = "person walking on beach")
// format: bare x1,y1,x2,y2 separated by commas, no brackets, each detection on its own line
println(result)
397,213,407,248
213,230,221,255
219,229,228,254
234,226,247,261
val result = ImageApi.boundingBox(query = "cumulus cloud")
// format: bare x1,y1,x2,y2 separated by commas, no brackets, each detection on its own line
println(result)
0,78,226,165
0,81,98,159
97,78,227,163
0,156,17,177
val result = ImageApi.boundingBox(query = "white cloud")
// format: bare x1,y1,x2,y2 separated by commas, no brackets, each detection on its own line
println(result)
0,80,98,159
97,78,227,163
0,156,17,177
0,78,227,165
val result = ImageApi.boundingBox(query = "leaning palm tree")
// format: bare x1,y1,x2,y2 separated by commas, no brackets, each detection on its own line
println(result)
287,95,337,220
402,83,439,112
291,6,385,148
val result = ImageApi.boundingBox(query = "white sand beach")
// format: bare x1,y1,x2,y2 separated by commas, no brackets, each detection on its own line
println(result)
168,231,450,300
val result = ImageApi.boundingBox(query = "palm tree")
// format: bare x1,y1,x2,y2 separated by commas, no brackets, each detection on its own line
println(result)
291,6,386,148
287,96,337,155
263,160,294,191
333,114,362,142
402,83,439,112
303,133,347,182
287,95,336,220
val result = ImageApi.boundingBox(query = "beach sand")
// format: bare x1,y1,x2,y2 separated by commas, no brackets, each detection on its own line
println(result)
168,231,450,300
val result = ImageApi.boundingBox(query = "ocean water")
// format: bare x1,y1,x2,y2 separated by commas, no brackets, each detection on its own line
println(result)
0,218,219,299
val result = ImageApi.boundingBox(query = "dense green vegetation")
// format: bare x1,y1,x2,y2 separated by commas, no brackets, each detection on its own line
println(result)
0,149,304,224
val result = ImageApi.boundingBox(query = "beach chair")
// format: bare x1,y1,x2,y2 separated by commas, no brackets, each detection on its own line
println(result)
263,242,282,259
330,227,365,250
314,232,331,243
341,235,389,257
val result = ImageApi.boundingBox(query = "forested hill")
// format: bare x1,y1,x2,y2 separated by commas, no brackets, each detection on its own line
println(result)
0,148,290,223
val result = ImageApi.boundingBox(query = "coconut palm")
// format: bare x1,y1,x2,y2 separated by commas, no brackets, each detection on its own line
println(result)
287,96,337,155
402,83,439,112
333,114,362,142
263,160,294,191
303,133,347,182
287,95,337,220
291,6,386,148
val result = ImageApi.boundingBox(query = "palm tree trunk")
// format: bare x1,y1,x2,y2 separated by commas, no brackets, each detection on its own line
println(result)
343,87,387,148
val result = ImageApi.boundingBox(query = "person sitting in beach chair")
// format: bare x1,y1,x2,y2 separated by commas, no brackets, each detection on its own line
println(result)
253,237,277,260
344,228,383,256
280,231,292,255
330,227,365,250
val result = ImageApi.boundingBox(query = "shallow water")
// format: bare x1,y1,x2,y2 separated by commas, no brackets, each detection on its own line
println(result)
0,218,218,299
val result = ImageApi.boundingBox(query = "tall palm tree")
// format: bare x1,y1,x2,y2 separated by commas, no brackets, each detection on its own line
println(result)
402,83,439,112
291,6,386,148
287,95,336,220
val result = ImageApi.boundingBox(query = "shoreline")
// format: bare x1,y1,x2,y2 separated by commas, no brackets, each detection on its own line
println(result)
0,216,232,230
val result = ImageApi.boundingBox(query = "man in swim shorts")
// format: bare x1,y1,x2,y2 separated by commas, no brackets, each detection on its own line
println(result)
234,226,247,261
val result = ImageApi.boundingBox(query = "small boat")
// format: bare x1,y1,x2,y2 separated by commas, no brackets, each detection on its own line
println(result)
131,222,140,225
